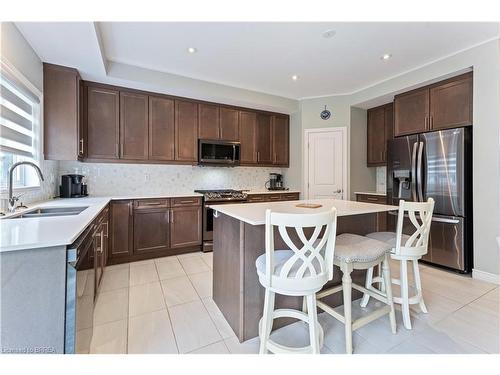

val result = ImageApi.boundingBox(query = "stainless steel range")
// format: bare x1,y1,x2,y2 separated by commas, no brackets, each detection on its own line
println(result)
194,189,248,252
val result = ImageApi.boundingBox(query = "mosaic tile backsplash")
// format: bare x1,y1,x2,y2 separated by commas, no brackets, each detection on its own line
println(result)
376,166,387,193
59,161,283,196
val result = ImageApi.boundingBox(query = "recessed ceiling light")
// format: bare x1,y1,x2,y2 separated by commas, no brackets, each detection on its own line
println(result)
322,29,336,39
381,53,392,61
187,47,197,54
291,75,299,81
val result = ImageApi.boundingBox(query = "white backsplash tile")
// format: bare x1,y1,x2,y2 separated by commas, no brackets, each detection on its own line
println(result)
376,166,387,193
58,161,283,196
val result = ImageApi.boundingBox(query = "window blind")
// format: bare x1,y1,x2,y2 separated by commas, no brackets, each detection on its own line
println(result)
0,68,40,158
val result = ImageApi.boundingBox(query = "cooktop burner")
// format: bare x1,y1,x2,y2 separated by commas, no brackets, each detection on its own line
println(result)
195,189,248,202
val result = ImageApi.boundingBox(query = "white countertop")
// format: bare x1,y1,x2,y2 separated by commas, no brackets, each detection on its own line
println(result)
209,199,398,226
0,193,202,253
354,191,387,196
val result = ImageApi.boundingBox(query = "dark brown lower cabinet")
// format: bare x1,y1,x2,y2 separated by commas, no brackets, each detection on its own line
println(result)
355,193,387,231
133,207,170,254
109,200,134,261
170,206,202,248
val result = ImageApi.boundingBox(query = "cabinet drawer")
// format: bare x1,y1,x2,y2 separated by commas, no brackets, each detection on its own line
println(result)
247,194,267,202
134,198,170,209
281,193,300,201
356,194,387,204
268,194,282,201
171,196,202,207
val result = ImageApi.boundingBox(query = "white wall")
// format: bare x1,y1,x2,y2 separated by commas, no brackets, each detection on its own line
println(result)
294,38,500,278
0,22,59,209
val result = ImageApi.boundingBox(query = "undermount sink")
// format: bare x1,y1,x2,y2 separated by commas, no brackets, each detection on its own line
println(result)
7,206,89,219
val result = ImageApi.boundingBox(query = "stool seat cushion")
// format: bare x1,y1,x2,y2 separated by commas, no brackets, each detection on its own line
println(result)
255,250,322,279
366,231,410,248
334,233,391,263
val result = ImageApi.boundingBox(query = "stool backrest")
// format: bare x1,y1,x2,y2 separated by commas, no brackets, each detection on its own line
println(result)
264,208,337,287
394,198,435,257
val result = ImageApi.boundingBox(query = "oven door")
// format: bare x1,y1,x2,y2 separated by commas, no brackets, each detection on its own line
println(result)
198,140,240,166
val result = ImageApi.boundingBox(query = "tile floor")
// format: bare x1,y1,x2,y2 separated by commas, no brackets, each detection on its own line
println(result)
89,252,500,354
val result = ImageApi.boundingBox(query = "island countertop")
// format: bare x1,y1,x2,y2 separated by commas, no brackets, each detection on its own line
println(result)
209,198,398,226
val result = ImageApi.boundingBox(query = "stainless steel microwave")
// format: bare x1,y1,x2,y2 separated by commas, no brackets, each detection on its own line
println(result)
198,140,241,166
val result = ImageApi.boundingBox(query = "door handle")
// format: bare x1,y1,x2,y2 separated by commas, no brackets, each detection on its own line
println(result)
334,189,342,194
79,138,84,155
411,142,418,201
417,141,424,202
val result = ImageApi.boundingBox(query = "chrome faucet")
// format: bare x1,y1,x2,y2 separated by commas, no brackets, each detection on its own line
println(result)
8,161,44,212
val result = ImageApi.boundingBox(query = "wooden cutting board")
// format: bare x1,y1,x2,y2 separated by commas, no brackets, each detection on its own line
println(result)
295,203,323,209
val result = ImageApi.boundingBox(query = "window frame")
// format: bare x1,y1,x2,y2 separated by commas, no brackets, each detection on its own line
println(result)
0,58,44,195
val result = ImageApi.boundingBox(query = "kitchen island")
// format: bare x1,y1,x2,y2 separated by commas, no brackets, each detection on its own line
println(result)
210,199,398,342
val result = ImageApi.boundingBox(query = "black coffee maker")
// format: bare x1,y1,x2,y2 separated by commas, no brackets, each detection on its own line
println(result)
60,174,88,198
266,173,285,191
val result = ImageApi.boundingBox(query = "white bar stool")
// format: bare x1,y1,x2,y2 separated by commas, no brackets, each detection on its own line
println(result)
255,208,337,354
315,234,397,354
361,198,435,330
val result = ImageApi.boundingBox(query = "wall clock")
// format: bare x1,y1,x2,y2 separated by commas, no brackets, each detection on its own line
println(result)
320,105,331,120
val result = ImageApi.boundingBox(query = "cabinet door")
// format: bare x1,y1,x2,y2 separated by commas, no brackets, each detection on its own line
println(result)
430,74,472,130
256,113,273,164
394,88,429,137
384,103,394,142
175,100,198,161
272,115,289,166
120,92,148,160
219,107,239,141
86,86,120,159
239,111,257,164
367,106,386,166
133,208,170,254
170,206,202,248
198,103,220,140
149,96,175,161
109,201,133,260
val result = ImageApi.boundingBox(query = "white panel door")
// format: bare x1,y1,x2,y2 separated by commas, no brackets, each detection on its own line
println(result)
306,129,345,199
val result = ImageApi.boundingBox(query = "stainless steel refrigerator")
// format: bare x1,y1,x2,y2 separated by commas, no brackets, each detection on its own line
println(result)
387,127,472,273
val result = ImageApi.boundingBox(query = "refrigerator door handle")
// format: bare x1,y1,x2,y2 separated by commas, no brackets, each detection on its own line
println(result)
432,217,460,224
411,141,418,201
417,141,424,202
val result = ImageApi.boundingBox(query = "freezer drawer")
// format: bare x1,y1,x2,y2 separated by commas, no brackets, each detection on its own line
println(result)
427,215,465,271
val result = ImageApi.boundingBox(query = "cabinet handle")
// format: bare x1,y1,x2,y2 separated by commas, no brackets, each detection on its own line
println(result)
366,197,379,201
142,202,163,206
120,143,123,157
116,143,119,157
79,138,84,155
257,151,260,162
425,116,429,129
430,115,433,129
103,222,108,238
129,202,133,216
170,210,174,224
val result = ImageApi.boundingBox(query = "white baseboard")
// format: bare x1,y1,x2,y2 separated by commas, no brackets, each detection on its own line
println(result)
472,269,500,285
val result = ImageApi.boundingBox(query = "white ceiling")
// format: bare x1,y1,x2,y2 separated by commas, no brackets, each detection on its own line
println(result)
15,22,500,99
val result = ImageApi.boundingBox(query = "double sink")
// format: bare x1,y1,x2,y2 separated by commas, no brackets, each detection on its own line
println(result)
5,206,89,219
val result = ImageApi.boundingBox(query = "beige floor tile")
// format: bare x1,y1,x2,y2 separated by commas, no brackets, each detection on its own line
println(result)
413,327,486,353
223,336,260,354
129,262,159,286
129,281,166,317
482,287,500,302
200,252,213,270
434,305,500,353
161,276,199,307
94,288,129,326
189,271,213,298
411,289,464,324
179,256,210,274
156,258,186,280
105,263,130,271
387,339,435,354
155,255,181,264
100,267,130,292
129,259,155,267
201,297,236,339
177,252,203,260
168,300,222,353
90,319,128,354
188,341,229,354
75,327,93,354
128,310,178,354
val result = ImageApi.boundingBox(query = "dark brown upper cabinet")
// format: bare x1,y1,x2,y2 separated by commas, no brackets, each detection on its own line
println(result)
175,100,198,162
170,205,202,249
219,107,239,141
86,85,120,159
271,115,289,166
430,73,472,130
367,105,386,166
394,88,429,137
256,113,273,164
120,91,148,160
149,96,175,161
198,103,220,140
43,63,83,160
239,111,258,164
394,72,472,137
